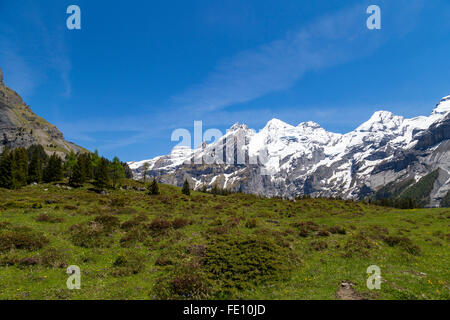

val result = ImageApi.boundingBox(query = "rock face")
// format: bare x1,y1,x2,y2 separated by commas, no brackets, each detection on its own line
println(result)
130,95,450,207
0,67,85,156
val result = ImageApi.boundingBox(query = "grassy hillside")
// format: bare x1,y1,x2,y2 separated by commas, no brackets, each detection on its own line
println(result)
0,181,448,300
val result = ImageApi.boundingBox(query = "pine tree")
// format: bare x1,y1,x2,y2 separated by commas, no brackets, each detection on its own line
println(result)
43,153,63,183
11,147,28,188
91,149,101,178
64,151,77,178
95,157,110,188
109,156,125,188
122,162,133,179
148,178,160,195
78,153,93,181
69,160,84,187
28,146,43,183
0,147,13,189
182,179,190,196
143,162,149,184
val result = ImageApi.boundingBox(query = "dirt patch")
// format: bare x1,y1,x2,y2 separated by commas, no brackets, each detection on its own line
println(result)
336,281,367,300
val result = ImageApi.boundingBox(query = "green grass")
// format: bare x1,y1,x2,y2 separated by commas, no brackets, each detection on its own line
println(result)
0,180,448,300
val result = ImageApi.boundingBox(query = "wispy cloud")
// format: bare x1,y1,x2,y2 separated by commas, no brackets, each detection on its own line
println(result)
172,5,372,112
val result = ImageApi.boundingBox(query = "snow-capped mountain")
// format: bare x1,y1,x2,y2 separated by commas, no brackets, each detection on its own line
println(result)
128,95,450,206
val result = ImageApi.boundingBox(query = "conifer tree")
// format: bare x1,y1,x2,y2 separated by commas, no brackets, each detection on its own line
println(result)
64,151,77,178
110,156,125,188
77,153,93,181
95,157,110,188
91,149,101,178
69,160,84,187
0,147,13,189
28,146,43,183
143,162,149,184
148,178,160,195
182,178,190,196
11,147,28,188
43,153,63,183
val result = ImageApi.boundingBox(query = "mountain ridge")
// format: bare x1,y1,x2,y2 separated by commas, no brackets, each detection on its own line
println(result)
129,95,450,207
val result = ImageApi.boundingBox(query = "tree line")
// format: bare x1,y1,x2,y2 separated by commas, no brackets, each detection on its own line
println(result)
0,145,132,189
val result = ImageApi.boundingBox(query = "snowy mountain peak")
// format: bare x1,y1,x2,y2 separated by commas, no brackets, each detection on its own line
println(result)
431,95,450,116
228,122,249,132
298,121,321,129
264,118,293,131
356,110,404,132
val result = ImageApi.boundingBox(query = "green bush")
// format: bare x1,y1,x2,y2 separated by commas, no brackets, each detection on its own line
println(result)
202,235,294,290
110,252,145,276
0,229,48,252
69,221,113,248
383,236,421,256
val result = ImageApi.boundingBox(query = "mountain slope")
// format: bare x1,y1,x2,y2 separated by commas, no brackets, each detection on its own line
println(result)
0,67,85,156
129,95,450,207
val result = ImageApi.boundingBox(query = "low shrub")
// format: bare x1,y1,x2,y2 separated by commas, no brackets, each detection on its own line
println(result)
383,236,421,256
245,218,258,228
0,230,49,252
120,214,148,230
343,232,375,258
94,215,120,232
327,226,346,235
202,235,294,291
309,240,328,251
172,218,190,229
69,222,113,248
35,213,64,223
153,263,214,299
110,252,145,276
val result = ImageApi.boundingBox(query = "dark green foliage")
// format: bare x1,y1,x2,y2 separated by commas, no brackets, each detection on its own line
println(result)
440,190,450,207
182,179,190,196
69,159,84,186
292,221,319,237
309,240,328,251
69,221,113,248
202,235,293,290
0,229,48,252
142,163,149,184
400,170,440,207
343,232,375,258
148,178,160,195
27,146,43,183
383,236,421,255
245,218,257,228
370,171,440,208
0,146,13,189
111,252,145,276
78,153,93,180
26,145,47,164
43,153,63,183
375,178,415,200
172,217,190,229
153,263,214,299
35,213,64,223
109,156,125,188
64,151,77,178
11,147,28,188
93,215,120,232
122,162,133,179
327,226,346,235
95,157,110,188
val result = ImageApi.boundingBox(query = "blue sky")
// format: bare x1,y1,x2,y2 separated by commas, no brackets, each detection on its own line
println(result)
0,0,449,161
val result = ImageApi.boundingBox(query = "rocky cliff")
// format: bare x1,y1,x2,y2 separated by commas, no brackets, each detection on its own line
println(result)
0,67,85,157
